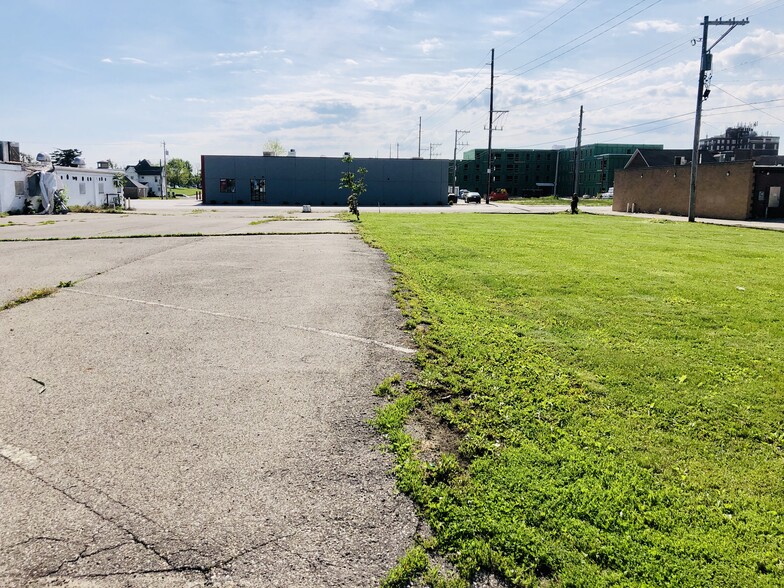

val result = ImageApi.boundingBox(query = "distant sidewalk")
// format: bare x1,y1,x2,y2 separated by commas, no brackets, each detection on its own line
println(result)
588,206,784,232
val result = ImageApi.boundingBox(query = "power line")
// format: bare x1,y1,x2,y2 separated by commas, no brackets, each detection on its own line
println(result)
497,0,590,58
712,84,784,124
499,0,663,82
531,38,692,108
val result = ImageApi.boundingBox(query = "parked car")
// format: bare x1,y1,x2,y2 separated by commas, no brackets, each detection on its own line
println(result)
466,191,481,203
448,192,457,204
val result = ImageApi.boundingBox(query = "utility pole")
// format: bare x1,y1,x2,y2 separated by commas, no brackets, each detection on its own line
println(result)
688,16,749,222
453,130,470,194
429,143,441,159
418,117,422,158
573,106,584,198
161,141,168,199
486,48,495,204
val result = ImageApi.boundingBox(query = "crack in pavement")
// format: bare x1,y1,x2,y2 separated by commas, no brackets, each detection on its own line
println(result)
0,437,210,577
65,288,418,355
2,536,70,551
1,437,309,582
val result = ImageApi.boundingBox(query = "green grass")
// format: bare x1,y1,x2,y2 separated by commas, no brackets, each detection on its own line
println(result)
69,205,130,214
1,287,57,311
170,187,199,196
360,214,784,587
497,196,612,207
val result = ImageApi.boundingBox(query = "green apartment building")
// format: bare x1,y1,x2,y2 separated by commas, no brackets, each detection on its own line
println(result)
451,143,663,198
555,143,663,197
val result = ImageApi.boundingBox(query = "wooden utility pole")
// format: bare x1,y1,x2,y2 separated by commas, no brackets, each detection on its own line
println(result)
453,130,469,193
486,49,495,204
573,106,583,197
688,16,749,222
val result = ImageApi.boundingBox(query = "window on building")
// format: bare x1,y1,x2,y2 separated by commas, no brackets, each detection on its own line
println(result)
79,183,86,195
219,178,236,193
15,181,25,196
98,183,105,194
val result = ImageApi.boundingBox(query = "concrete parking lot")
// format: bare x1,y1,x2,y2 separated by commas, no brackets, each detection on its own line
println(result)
0,203,420,586
3,198,780,586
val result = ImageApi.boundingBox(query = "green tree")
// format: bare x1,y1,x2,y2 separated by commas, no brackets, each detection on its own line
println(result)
263,138,285,156
166,158,193,188
339,155,367,221
50,148,82,167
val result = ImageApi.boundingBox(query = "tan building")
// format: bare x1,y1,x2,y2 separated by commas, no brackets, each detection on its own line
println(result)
613,154,784,220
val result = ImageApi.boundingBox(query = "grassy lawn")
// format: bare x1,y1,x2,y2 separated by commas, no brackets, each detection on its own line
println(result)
169,187,199,196
359,214,783,587
496,197,612,207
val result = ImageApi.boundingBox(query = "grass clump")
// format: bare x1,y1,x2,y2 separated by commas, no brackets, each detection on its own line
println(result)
1,287,57,311
69,204,130,213
249,216,285,225
361,213,784,587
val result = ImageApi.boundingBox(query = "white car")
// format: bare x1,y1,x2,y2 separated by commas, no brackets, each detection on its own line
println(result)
466,191,481,203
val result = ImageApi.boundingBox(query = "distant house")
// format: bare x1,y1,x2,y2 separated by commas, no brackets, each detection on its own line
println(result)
125,159,163,196
123,177,149,199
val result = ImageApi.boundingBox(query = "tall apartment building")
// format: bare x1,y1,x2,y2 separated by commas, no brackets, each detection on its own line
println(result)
699,125,779,161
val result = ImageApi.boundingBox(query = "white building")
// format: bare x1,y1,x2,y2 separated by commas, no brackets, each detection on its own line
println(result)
124,159,163,196
0,160,122,213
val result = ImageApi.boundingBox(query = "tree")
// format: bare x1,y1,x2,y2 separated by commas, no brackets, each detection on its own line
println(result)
166,158,193,188
263,138,285,156
339,155,367,221
50,148,82,167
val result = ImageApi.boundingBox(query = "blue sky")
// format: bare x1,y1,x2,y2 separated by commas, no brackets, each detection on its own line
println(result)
4,0,784,170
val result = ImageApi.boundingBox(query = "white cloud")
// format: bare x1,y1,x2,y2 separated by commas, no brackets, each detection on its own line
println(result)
418,37,443,56
345,59,359,66
216,50,261,59
360,0,414,11
715,29,784,68
631,20,684,33
121,57,148,65
101,58,113,64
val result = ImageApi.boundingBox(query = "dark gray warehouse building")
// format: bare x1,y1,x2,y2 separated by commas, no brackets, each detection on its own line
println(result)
200,154,449,206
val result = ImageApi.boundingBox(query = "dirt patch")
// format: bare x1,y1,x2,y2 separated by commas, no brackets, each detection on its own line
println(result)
404,408,462,463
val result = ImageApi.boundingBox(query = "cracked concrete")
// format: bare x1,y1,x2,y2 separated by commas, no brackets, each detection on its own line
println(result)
0,203,419,586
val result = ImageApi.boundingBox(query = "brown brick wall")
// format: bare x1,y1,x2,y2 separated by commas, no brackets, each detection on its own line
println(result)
613,161,755,220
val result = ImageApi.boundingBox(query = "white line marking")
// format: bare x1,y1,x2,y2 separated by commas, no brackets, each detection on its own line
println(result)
66,289,417,355
0,440,39,469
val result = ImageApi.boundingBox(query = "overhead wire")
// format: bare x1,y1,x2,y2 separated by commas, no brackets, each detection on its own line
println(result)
497,0,590,58
417,0,783,154
498,0,663,82
529,38,693,108
712,84,784,124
